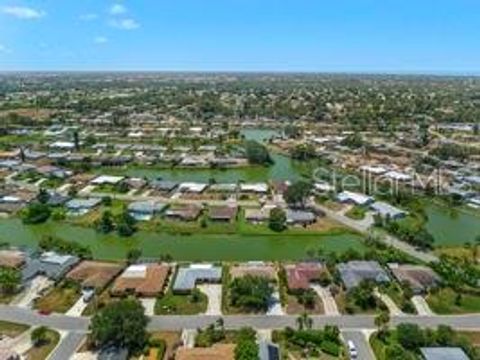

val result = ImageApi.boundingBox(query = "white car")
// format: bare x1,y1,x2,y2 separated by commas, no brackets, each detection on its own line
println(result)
348,340,358,359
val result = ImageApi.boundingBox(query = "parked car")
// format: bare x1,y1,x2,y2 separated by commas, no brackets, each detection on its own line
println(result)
348,340,358,359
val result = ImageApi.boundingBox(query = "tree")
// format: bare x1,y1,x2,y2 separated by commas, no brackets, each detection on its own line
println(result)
126,249,142,264
73,130,80,151
31,326,49,346
349,280,377,310
229,275,273,312
235,327,259,360
21,202,51,224
268,207,286,232
37,189,50,204
116,210,137,237
244,140,273,165
396,323,425,350
284,181,312,206
96,211,114,234
90,299,149,354
291,144,316,160
298,288,316,309
374,311,390,340
0,267,20,294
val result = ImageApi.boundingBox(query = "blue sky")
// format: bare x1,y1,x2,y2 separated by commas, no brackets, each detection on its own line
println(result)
0,0,479,72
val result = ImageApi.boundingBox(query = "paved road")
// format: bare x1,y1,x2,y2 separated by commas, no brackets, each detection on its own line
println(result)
342,330,376,360
1,305,479,332
311,203,439,263
48,332,85,360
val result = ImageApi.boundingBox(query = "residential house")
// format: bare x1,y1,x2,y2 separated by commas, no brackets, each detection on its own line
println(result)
240,183,269,194
388,264,441,294
22,251,80,283
420,347,470,360
173,264,222,293
128,201,167,221
165,205,202,221
337,261,390,291
176,344,235,360
370,201,407,220
337,191,374,206
208,205,238,222
177,182,208,193
259,340,281,360
111,263,170,297
65,198,102,216
285,262,325,292
230,262,277,281
286,209,316,226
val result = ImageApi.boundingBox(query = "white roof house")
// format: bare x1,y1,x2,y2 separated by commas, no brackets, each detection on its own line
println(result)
178,182,208,193
314,181,335,192
49,141,76,150
337,191,373,206
359,165,388,175
240,183,269,193
370,201,407,219
385,171,412,181
91,175,125,185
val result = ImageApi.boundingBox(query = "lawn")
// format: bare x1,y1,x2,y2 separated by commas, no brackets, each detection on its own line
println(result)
345,206,367,220
148,331,181,360
25,329,60,360
155,291,208,315
34,282,80,313
0,320,29,337
426,287,480,314
285,293,324,315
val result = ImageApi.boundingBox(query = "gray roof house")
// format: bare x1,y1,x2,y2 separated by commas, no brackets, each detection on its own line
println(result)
370,201,407,220
150,180,179,192
65,198,102,216
420,347,470,360
173,264,222,292
22,251,80,282
128,201,167,221
286,209,316,225
98,346,129,360
337,261,390,291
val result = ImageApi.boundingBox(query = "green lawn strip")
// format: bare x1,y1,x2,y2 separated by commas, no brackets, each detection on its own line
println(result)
272,329,344,359
0,320,29,337
34,281,81,314
344,206,367,220
154,291,207,315
426,287,480,314
26,329,60,360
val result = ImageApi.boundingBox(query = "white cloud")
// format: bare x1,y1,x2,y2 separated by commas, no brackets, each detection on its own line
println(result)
0,44,12,54
109,4,127,15
79,13,98,21
94,36,108,45
109,18,139,30
1,6,45,19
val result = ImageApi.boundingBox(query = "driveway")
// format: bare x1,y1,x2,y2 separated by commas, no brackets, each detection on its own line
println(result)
0,328,32,354
311,285,339,316
341,330,376,360
140,298,156,316
266,291,284,316
12,276,53,308
181,329,197,348
374,288,404,316
197,284,222,315
66,297,89,317
411,295,434,315
48,332,85,360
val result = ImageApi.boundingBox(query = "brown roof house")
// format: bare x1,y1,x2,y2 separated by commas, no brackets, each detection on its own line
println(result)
230,262,277,281
176,344,235,360
111,263,170,297
67,261,124,291
285,262,325,292
165,205,202,221
208,205,238,222
388,263,441,294
0,250,26,269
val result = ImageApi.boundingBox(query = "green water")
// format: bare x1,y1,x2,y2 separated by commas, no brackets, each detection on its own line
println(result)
99,128,317,182
425,204,480,247
0,219,366,261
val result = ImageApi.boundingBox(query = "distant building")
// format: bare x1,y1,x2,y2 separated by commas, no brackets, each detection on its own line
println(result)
208,205,238,222
286,209,316,226
165,205,202,221
91,175,125,185
240,183,269,193
337,191,373,206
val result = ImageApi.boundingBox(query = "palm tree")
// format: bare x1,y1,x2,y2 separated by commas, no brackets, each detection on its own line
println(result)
296,312,312,331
